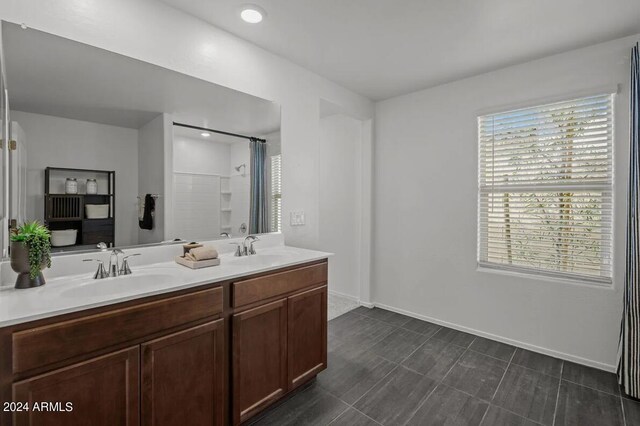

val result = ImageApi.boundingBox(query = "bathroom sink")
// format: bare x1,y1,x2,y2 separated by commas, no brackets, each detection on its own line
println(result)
60,273,179,298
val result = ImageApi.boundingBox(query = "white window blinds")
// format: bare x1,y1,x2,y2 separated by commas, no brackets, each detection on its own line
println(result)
478,94,614,284
271,154,282,232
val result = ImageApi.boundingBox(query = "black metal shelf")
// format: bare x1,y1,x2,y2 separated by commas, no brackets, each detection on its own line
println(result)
44,167,116,248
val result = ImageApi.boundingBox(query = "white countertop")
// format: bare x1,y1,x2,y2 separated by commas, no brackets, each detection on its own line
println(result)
0,245,331,327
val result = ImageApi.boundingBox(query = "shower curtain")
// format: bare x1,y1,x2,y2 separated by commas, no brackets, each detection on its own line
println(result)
249,138,269,234
619,41,640,399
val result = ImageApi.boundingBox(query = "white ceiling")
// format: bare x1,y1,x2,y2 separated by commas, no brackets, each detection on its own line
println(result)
2,22,281,134
160,0,640,100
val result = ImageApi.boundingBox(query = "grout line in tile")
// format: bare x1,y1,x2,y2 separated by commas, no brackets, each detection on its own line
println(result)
318,346,393,426
482,405,546,426
437,382,493,404
399,324,442,338
393,332,435,365
439,338,474,389
325,404,351,426
399,363,428,377
558,377,621,398
350,407,384,426
508,358,563,381
355,307,413,328
490,345,517,401
621,391,627,426
484,339,549,426
552,361,564,426
403,379,441,425
466,346,516,364
350,364,401,408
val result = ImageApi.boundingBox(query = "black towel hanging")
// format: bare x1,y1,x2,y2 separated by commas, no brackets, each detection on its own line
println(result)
139,194,155,230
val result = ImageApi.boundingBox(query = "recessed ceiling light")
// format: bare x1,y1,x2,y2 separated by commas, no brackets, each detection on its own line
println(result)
201,132,211,137
240,5,266,24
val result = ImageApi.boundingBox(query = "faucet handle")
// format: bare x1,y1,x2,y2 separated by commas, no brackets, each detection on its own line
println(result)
248,237,260,255
120,253,141,275
83,259,109,279
229,242,243,257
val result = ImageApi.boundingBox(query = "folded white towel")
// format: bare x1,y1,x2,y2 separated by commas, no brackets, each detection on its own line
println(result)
187,246,219,261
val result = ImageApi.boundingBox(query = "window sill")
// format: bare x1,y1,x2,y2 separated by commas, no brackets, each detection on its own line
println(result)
476,264,614,290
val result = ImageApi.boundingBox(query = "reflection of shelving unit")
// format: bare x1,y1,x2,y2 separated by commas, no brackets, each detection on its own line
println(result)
44,167,115,250
220,176,232,232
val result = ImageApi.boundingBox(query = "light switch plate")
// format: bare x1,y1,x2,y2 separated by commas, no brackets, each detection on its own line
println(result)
290,211,305,226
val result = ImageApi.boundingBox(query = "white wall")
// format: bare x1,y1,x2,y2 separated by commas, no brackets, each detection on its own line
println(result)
173,173,221,241
173,135,230,176
138,114,169,244
0,0,374,256
319,114,363,299
373,35,637,370
11,110,139,246
172,135,230,240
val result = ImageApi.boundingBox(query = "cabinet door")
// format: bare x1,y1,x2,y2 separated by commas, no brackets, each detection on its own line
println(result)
141,319,225,426
232,299,287,425
287,285,327,389
12,346,139,426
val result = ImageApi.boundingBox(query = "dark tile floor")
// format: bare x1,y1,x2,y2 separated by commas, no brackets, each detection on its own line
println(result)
249,307,639,426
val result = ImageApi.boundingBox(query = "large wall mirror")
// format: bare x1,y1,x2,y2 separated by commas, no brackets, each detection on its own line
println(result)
0,21,282,256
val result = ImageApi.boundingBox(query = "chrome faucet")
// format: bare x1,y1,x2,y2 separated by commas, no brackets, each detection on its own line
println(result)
229,236,260,257
119,253,141,275
83,259,109,279
108,249,123,277
230,242,244,257
85,250,141,279
244,235,260,255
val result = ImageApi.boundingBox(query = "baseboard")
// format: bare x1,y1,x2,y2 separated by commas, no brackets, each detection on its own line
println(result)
328,290,374,308
372,302,617,373
328,289,359,302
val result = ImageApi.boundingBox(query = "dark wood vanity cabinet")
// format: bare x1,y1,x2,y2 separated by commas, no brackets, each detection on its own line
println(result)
0,259,328,426
142,320,225,426
232,300,288,424
231,261,328,424
12,347,140,426
287,286,327,390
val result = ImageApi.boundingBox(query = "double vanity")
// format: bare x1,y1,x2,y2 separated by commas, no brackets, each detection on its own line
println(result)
0,242,330,425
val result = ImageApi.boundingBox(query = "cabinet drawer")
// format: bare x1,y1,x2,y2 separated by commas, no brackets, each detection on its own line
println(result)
232,262,327,308
13,287,223,374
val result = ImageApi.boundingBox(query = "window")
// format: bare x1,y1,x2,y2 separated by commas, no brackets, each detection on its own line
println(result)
271,154,282,232
478,94,614,284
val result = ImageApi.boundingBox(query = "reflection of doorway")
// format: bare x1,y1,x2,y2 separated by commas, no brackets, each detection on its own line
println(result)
318,99,373,309
9,121,27,229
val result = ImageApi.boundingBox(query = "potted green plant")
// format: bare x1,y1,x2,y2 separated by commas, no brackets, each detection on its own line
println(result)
10,221,52,289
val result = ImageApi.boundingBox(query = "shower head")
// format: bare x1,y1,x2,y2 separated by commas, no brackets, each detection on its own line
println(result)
235,164,246,172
